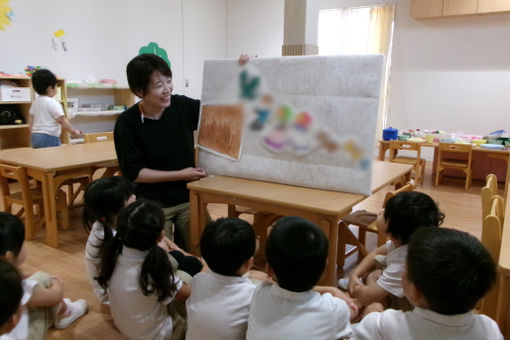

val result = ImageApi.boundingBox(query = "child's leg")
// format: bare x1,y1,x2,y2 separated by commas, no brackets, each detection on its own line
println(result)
167,302,187,340
26,272,59,340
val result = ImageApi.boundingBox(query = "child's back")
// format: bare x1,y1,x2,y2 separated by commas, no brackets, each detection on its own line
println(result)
352,227,503,340
186,218,257,340
247,216,352,340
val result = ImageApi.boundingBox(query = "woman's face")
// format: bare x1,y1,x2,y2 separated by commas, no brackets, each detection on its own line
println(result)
142,71,173,110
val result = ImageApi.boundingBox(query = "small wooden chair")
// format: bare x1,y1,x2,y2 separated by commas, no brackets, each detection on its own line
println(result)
481,174,499,221
338,182,414,267
435,143,473,190
389,140,426,185
480,195,504,319
83,132,120,178
0,163,68,240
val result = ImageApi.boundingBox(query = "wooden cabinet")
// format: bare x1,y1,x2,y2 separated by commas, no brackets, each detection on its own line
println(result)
478,0,510,13
411,0,443,19
412,0,510,19
65,85,135,141
443,0,478,16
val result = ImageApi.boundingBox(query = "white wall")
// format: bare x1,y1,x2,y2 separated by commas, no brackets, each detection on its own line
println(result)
226,0,284,58
320,0,510,136
1,0,226,97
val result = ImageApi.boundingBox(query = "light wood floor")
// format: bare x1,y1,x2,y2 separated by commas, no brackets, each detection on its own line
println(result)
15,164,498,339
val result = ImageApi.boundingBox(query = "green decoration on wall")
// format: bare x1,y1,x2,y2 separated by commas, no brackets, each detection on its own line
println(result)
139,42,171,69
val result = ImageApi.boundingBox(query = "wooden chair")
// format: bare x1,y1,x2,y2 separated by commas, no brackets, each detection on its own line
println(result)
0,163,68,240
389,140,426,185
435,143,473,191
480,195,504,319
337,182,414,267
83,132,120,178
228,205,280,266
481,174,499,221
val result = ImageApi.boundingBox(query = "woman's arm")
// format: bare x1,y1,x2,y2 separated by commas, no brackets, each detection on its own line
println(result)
135,167,206,183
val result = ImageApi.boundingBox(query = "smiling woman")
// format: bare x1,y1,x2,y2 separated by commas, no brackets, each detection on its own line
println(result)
114,53,206,251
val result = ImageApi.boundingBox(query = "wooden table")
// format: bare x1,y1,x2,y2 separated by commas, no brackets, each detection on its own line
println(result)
187,161,413,285
379,140,510,192
0,141,117,247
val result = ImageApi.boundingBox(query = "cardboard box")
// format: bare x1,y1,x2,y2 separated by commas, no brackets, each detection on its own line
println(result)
0,87,31,102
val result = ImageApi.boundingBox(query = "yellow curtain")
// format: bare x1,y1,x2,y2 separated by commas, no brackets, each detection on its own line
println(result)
368,4,395,142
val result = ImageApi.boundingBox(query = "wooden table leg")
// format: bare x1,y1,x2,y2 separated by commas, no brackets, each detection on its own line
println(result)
379,143,389,161
189,190,208,256
317,217,338,286
496,273,510,336
43,172,58,247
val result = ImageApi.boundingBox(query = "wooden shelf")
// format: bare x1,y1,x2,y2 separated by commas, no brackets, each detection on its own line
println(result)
0,101,32,105
70,110,123,117
0,124,29,130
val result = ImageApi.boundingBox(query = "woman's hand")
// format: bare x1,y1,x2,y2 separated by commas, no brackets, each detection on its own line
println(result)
180,167,207,181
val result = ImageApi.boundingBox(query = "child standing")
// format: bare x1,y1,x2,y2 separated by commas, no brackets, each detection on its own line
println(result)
352,227,503,340
96,199,191,340
0,260,23,338
186,217,270,340
0,213,87,340
29,69,81,148
83,176,136,304
342,191,444,311
247,216,356,340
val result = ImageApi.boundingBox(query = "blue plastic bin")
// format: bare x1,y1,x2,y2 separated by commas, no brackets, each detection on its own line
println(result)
383,127,398,141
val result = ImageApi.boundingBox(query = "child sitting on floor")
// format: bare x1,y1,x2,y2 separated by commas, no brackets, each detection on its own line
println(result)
340,191,444,312
0,213,87,340
247,216,357,340
352,227,503,339
186,217,271,340
0,260,23,339
96,199,191,340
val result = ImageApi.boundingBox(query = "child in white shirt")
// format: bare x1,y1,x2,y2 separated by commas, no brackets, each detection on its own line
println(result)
95,199,190,340
343,191,444,311
247,216,357,340
29,69,80,148
0,261,23,340
186,217,270,340
0,213,87,340
352,227,503,340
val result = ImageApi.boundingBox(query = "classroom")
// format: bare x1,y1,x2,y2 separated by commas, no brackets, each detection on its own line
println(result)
1,0,509,339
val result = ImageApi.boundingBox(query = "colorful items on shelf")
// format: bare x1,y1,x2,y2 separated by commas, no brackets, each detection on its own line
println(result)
24,65,42,77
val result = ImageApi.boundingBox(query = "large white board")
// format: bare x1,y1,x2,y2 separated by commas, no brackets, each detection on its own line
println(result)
197,55,383,195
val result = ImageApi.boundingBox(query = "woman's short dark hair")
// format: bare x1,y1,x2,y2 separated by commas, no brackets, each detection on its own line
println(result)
126,54,172,97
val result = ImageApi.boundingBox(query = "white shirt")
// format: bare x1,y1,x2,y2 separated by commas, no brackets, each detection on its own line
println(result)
107,246,183,340
29,95,64,137
3,279,38,340
352,306,503,340
247,283,352,340
85,221,116,304
186,271,257,340
377,240,407,297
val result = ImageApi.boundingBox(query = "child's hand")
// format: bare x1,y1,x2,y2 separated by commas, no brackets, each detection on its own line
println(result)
348,275,364,295
70,129,81,139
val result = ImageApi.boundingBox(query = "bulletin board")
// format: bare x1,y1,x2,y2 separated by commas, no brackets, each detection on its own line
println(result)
197,55,384,195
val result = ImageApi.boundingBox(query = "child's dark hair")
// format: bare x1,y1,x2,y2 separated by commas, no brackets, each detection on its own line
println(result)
0,260,23,327
31,69,58,95
407,227,496,315
0,213,25,257
126,54,172,97
266,216,328,292
200,217,255,276
384,191,444,244
96,199,177,301
83,176,134,254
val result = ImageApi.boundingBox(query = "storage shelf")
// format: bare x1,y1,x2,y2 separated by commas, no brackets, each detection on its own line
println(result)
0,124,29,130
0,101,32,105
70,110,123,117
